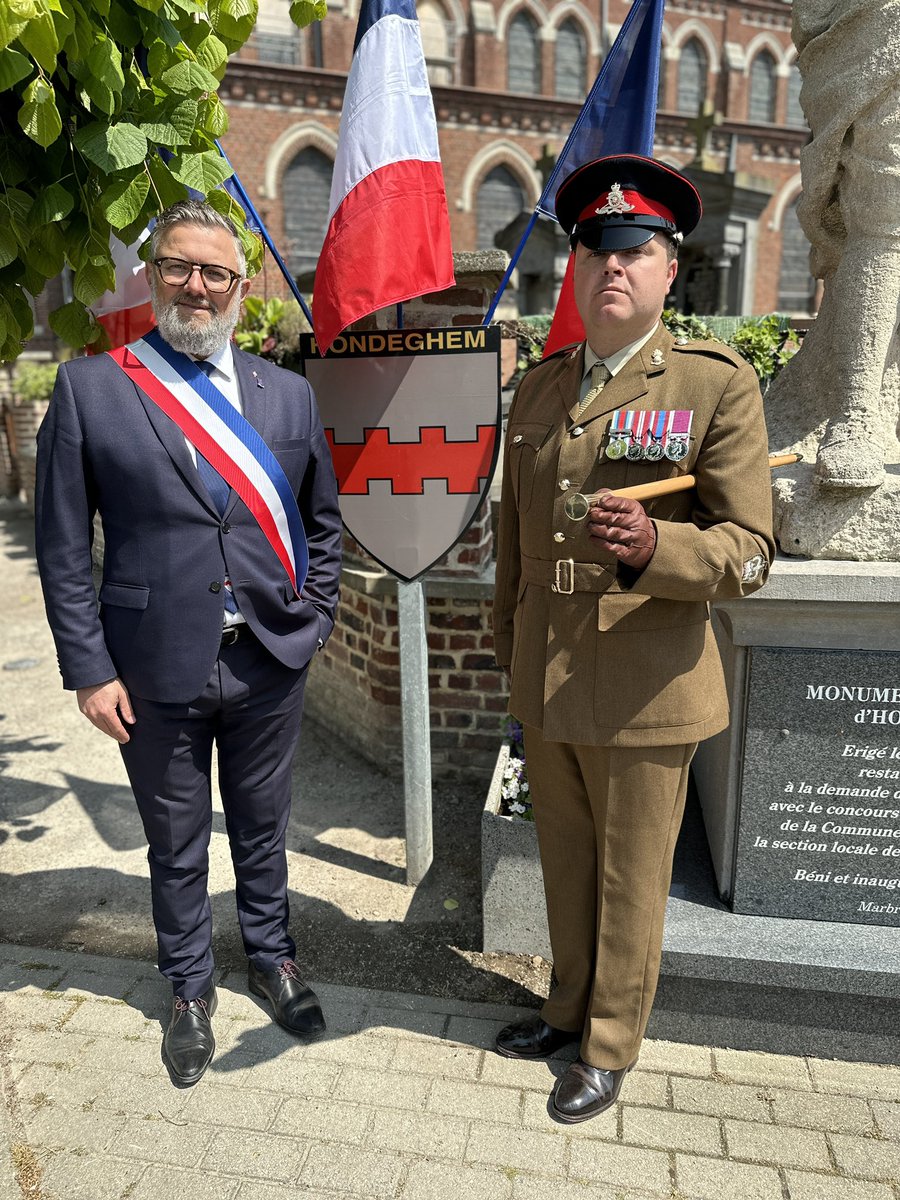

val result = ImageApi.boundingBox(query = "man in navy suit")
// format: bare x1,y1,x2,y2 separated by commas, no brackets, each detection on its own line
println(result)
35,200,343,1086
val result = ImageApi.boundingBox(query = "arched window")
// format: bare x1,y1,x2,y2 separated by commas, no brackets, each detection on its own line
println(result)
778,197,815,314
419,0,454,86
677,39,707,116
282,148,333,278
508,12,540,95
555,19,586,101
477,166,525,250
748,50,777,123
786,63,805,128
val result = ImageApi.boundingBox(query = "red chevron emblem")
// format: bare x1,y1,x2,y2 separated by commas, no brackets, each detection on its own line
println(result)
325,425,495,495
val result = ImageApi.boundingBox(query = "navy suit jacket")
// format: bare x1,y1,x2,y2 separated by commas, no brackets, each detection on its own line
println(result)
35,343,343,703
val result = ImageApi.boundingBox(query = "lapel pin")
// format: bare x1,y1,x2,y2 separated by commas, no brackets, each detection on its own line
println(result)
650,348,665,367
252,370,264,388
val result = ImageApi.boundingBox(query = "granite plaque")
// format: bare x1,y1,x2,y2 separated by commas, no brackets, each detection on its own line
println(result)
733,647,900,926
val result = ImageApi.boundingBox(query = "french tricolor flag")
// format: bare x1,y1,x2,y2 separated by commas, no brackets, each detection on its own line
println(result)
90,227,155,350
312,0,455,354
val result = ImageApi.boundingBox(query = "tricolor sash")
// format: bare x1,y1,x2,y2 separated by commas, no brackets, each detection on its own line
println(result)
108,328,308,595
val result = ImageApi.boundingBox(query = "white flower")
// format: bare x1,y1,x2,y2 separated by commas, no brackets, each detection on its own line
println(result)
509,801,527,814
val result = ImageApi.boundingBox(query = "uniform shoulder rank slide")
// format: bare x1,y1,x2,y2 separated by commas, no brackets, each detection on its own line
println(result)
605,409,693,462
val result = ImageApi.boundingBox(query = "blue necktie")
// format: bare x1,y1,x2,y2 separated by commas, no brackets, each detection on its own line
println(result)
194,360,238,615
194,361,231,515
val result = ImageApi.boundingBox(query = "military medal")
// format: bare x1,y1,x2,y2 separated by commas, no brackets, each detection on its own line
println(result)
663,410,693,462
605,408,633,460
625,439,645,461
644,410,667,461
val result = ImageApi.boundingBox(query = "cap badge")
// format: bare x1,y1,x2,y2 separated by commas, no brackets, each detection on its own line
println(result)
595,182,635,217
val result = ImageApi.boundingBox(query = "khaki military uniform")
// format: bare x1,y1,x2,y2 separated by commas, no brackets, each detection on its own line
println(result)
492,323,775,1068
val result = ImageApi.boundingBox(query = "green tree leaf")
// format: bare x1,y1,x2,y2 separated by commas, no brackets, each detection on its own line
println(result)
24,221,66,276
17,5,60,73
139,97,197,146
159,57,220,96
0,0,39,54
6,281,35,342
49,298,97,348
73,257,116,305
147,152,188,209
289,0,326,28
197,94,228,139
87,33,125,96
101,170,150,228
0,227,19,270
73,120,147,171
195,31,228,78
0,46,33,90
167,149,233,194
17,78,63,148
208,0,258,45
29,180,74,224
105,0,142,48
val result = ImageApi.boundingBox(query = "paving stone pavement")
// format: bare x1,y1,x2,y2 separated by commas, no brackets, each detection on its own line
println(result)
1,944,899,1200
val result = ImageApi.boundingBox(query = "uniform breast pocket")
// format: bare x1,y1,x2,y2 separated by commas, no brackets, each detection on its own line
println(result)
507,423,551,514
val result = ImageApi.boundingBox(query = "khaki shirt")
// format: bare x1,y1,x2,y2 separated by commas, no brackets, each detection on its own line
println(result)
492,324,776,747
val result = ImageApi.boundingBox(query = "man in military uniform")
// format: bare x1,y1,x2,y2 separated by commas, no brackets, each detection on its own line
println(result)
492,155,775,1123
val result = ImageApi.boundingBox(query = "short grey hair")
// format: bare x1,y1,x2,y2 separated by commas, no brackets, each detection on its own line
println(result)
149,199,246,275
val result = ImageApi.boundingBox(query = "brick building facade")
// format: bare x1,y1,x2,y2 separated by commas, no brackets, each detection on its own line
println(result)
221,0,813,319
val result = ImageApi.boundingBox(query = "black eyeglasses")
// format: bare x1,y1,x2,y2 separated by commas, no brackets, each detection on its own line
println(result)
153,257,243,293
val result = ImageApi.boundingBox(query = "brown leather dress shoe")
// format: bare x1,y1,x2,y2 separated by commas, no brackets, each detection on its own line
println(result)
495,1014,580,1059
248,960,326,1036
551,1056,634,1123
163,985,217,1086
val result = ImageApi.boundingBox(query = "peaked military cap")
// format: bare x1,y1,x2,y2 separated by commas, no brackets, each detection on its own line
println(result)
555,154,702,252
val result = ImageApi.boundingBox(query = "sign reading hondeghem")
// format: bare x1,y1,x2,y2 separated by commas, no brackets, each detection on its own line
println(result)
300,327,501,582
734,647,900,926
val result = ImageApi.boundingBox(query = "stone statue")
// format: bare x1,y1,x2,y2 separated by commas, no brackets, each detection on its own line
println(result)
765,0,900,559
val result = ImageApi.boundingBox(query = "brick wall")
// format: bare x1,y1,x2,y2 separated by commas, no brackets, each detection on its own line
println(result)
304,565,505,783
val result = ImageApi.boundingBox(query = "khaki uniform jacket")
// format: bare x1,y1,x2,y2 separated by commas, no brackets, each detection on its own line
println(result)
492,324,776,747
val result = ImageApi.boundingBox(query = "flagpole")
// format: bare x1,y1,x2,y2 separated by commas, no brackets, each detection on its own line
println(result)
215,141,315,328
481,210,540,328
397,578,434,886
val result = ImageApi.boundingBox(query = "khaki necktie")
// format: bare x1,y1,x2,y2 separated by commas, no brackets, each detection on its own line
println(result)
577,361,611,417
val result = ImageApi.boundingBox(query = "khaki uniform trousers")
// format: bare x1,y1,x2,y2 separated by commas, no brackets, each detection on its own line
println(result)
524,726,697,1070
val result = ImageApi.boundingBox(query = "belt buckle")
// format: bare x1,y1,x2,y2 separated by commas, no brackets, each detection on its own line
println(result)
554,558,575,595
220,626,240,647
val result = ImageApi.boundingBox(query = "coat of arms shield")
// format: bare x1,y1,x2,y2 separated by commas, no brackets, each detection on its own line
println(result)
300,327,501,581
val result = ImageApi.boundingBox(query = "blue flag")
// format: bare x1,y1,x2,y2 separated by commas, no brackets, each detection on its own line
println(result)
537,0,665,222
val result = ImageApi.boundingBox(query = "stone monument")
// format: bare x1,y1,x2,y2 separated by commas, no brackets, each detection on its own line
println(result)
694,1,900,941
764,0,900,559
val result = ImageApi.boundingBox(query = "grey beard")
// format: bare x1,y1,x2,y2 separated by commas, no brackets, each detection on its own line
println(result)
151,287,241,359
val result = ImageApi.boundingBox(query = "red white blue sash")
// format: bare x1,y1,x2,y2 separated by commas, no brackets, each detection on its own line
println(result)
108,328,308,594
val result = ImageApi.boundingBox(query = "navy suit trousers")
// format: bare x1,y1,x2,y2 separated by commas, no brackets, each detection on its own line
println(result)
119,633,308,999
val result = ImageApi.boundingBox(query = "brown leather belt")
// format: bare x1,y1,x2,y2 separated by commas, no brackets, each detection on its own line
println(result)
520,554,615,595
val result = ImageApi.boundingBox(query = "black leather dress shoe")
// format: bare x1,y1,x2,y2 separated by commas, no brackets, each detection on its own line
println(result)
495,1014,580,1060
551,1056,634,1123
163,985,217,1086
248,960,326,1036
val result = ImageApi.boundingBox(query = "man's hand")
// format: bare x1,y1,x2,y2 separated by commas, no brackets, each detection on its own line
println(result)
76,678,136,744
587,491,657,571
